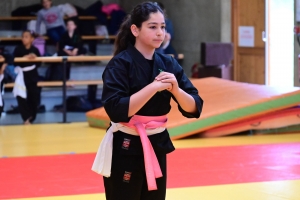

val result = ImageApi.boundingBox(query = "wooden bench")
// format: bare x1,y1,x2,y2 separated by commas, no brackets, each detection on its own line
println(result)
0,35,117,42
0,55,113,63
4,80,103,88
1,56,110,122
1,54,184,122
0,16,97,21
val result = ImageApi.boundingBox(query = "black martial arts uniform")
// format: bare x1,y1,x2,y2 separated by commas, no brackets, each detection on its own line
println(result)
101,44,203,200
13,45,41,123
58,31,86,80
0,48,14,117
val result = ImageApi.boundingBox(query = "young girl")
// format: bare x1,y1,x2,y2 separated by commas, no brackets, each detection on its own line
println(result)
13,30,41,125
0,56,6,117
58,19,86,80
0,50,14,117
92,2,203,200
36,0,66,44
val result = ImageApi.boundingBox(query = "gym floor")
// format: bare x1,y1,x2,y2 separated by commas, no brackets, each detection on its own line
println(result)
0,123,299,200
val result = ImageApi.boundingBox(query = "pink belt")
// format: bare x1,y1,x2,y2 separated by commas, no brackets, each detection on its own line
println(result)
92,115,167,191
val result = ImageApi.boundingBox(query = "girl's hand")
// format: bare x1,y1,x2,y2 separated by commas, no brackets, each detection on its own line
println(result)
0,63,7,74
72,48,78,56
155,72,179,94
64,49,73,56
24,53,37,59
151,79,172,92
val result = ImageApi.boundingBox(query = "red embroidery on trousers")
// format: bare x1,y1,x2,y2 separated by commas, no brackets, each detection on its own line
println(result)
123,171,132,183
122,138,131,150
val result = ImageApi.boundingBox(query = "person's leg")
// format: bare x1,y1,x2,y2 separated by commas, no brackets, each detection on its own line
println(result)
47,26,65,45
26,83,40,123
103,133,145,200
77,47,87,55
87,85,97,105
58,50,71,80
47,28,60,44
0,80,3,118
103,154,145,200
57,26,66,38
4,64,17,81
66,62,71,80
140,153,167,200
16,96,31,123
0,104,3,118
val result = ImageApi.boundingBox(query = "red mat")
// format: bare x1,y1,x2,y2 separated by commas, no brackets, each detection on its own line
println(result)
0,143,300,199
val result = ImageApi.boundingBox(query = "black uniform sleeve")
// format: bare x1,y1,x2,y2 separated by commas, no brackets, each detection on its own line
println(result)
74,33,83,49
58,34,67,51
13,46,22,66
101,58,131,123
32,46,41,68
33,46,41,57
13,46,22,58
2,52,14,65
171,57,203,118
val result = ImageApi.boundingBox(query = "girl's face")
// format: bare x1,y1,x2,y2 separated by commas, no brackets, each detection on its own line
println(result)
42,0,52,9
22,32,34,46
67,21,77,32
133,12,165,49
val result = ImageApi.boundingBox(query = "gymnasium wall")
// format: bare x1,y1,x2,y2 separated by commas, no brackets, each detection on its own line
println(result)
0,0,232,76
121,0,231,75
0,0,120,16
295,0,300,87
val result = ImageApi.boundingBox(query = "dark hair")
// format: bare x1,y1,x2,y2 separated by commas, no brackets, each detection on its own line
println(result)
66,18,78,26
114,2,164,55
157,2,164,10
41,0,52,6
41,0,52,3
22,30,36,38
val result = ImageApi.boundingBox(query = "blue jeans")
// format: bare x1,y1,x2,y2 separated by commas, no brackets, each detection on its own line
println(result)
5,64,16,81
47,26,66,43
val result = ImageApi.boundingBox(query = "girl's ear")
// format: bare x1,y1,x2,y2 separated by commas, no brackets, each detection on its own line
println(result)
130,24,139,37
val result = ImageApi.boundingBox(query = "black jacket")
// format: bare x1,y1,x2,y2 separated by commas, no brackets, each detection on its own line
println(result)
102,44,203,155
102,44,203,123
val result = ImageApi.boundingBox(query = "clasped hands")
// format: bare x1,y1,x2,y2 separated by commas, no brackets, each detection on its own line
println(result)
153,72,179,94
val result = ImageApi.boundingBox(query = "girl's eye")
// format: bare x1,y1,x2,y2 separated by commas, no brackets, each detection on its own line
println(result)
161,26,165,29
150,26,156,29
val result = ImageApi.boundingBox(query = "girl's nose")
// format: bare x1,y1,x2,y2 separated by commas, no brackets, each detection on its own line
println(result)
157,28,164,36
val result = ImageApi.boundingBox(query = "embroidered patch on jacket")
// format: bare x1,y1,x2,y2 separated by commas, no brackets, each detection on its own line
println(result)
122,138,131,150
123,171,132,183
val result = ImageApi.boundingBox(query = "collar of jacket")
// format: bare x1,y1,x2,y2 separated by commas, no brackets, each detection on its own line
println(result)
126,43,166,80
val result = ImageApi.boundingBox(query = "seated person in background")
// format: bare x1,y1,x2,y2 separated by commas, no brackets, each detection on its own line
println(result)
58,19,87,80
13,30,41,125
36,0,66,45
0,47,15,82
0,49,13,117
0,61,4,117
157,2,178,59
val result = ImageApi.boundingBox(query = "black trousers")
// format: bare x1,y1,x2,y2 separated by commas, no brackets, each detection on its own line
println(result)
57,48,87,80
16,82,40,122
0,80,3,118
104,132,168,200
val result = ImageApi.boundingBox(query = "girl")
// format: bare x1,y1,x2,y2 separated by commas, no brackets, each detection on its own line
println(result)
58,19,86,80
0,56,6,117
92,2,203,200
36,0,66,44
0,50,14,117
13,30,41,125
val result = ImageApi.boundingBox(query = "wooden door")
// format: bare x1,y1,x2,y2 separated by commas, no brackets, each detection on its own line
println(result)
232,0,265,84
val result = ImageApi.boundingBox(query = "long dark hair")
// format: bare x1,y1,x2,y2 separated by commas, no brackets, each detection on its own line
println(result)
114,2,164,55
22,30,37,38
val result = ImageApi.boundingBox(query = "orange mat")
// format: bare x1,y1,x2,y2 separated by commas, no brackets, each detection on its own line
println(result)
86,78,300,139
202,106,300,137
